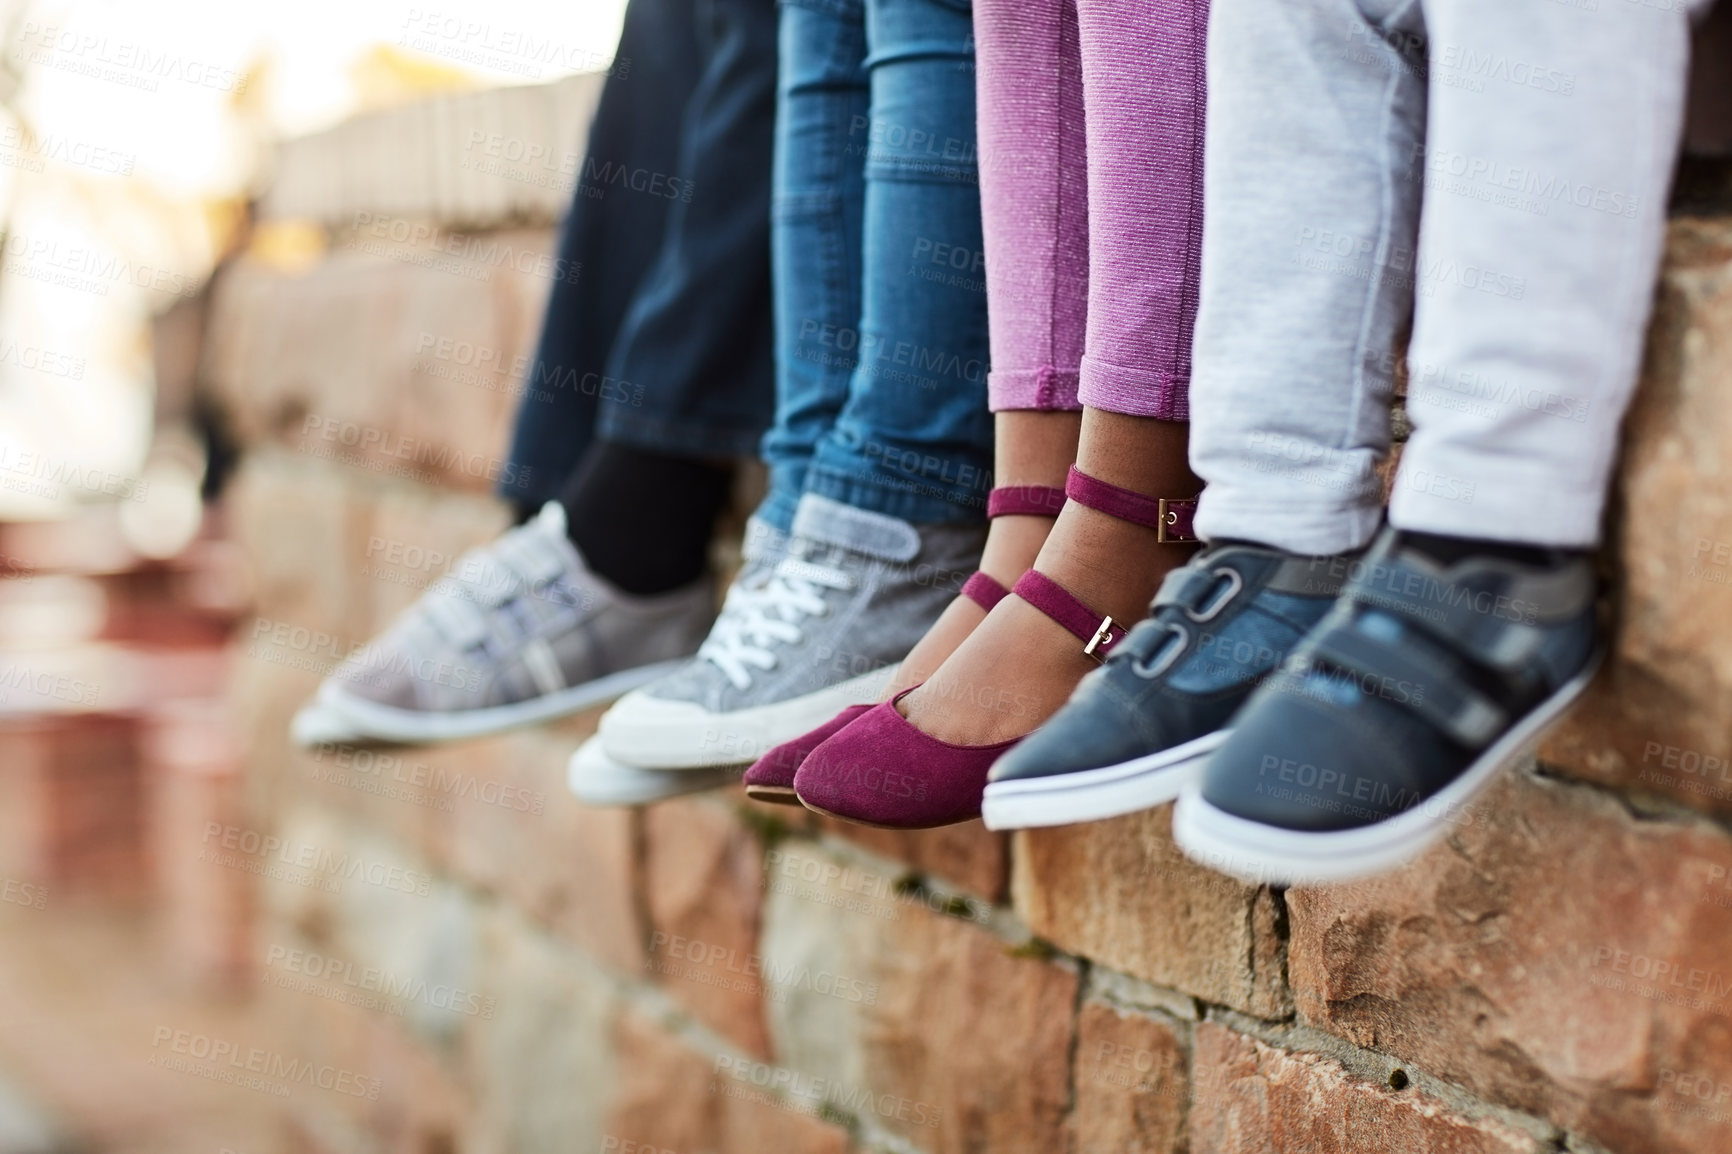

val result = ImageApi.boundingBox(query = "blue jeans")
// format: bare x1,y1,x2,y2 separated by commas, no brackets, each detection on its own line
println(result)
757,0,992,533
501,0,777,510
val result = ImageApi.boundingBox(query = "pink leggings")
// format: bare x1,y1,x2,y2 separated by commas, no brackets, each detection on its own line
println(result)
975,0,1208,420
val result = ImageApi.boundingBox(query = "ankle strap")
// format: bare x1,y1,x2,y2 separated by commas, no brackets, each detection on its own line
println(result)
1065,467,1197,543
1013,570,1123,662
960,571,1008,613
987,485,1067,519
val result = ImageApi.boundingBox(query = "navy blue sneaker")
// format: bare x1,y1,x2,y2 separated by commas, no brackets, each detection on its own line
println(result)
981,544,1362,831
1173,528,1600,886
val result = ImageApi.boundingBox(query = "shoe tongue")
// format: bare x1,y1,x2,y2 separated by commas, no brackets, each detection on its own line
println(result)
790,494,919,562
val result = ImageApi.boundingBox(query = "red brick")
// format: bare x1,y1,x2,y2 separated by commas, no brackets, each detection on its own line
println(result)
1541,218,1732,819
444,721,645,975
864,903,1077,1154
1191,1022,1543,1154
147,700,254,987
607,1013,852,1154
1286,770,1732,1154
808,812,1008,904
0,711,146,896
644,797,771,1058
203,235,549,495
1070,1001,1189,1154
1012,804,1290,1017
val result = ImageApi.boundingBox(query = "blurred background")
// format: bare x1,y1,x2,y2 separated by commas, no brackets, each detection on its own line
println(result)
0,3,633,1150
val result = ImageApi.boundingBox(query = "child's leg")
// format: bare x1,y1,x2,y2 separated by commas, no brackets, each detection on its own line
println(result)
754,0,869,534
886,0,1086,693
804,0,1211,825
1175,0,1712,884
900,0,1210,750
1188,0,1429,556
1393,0,1707,545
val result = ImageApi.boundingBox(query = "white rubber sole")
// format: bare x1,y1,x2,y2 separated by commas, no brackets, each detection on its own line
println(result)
289,700,369,748
567,736,741,806
981,730,1228,831
598,665,893,770
1172,654,1602,887
311,658,689,746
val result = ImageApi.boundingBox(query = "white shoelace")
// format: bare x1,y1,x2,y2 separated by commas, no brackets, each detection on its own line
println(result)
699,554,855,691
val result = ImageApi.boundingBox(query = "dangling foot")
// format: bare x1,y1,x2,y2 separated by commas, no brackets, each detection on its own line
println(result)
743,484,1062,804
795,467,1201,828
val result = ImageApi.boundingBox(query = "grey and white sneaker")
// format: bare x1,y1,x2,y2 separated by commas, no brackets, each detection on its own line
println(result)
567,736,743,806
291,503,734,746
598,494,985,769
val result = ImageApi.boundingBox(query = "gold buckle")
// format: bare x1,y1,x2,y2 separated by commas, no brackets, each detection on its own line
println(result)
1156,499,1185,544
1083,615,1118,661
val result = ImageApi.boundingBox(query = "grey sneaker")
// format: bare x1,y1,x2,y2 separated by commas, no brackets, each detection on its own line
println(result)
598,494,985,769
293,503,736,745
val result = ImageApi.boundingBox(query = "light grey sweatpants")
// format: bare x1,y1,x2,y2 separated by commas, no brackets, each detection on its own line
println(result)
1190,0,1713,554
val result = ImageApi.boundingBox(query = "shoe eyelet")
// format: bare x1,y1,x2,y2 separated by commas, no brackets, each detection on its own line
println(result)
1132,622,1190,680
1184,568,1243,624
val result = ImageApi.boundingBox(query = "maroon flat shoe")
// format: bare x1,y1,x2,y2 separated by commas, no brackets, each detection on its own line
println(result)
743,573,1009,805
792,467,1197,829
740,485,1055,805
744,703,873,804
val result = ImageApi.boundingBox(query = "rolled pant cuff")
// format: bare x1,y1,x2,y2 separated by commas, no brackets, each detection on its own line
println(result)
1194,490,1383,557
1078,354,1189,420
802,467,989,527
1387,485,1603,549
988,365,1081,412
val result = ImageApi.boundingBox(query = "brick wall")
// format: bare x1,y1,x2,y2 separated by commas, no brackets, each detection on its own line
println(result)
198,81,1732,1154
